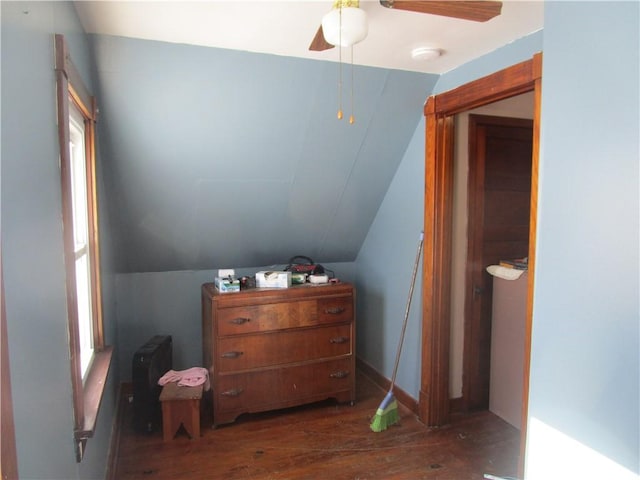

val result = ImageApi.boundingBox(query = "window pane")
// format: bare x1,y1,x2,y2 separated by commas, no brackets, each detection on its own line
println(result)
69,102,94,378
69,107,88,249
76,253,93,376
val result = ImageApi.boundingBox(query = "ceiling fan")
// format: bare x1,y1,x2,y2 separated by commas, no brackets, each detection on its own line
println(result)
309,0,503,51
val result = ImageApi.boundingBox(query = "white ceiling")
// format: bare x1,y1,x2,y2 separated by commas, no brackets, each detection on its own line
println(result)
74,0,544,74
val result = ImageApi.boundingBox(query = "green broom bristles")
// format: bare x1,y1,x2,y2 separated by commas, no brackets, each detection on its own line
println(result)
370,391,399,432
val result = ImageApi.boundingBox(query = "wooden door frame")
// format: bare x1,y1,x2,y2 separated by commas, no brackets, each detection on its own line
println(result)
1,253,19,479
419,53,542,475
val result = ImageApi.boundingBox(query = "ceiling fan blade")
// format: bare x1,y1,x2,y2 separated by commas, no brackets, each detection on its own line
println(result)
309,25,334,51
379,1,502,22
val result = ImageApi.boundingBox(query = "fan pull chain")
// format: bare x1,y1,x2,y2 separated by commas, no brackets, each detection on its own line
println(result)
334,3,356,124
337,6,343,120
349,45,355,124
338,43,343,120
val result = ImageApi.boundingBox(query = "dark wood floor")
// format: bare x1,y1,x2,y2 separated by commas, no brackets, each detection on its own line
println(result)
111,371,520,479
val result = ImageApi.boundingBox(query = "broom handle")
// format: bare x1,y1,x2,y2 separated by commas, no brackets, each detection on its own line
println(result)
389,231,424,390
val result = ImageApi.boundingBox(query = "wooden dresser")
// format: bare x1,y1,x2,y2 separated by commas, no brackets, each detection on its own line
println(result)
201,282,356,427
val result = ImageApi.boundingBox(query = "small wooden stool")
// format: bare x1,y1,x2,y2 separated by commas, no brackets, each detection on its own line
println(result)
159,382,203,442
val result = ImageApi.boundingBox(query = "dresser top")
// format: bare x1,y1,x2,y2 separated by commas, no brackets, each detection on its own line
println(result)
202,281,353,305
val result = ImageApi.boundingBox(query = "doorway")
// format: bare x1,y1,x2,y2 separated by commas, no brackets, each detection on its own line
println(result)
418,53,542,476
463,113,533,412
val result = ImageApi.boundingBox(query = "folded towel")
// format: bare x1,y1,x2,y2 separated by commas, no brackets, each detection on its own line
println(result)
486,265,525,281
158,367,210,391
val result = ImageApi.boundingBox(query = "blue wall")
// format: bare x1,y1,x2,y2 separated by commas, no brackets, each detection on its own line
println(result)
355,119,425,395
90,34,437,274
87,32,435,382
526,2,639,477
433,29,543,94
1,2,118,479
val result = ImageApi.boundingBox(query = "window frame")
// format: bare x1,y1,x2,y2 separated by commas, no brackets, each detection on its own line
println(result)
54,33,112,462
68,100,96,377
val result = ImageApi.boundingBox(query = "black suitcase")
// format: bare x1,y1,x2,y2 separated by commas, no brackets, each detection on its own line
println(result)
132,335,173,433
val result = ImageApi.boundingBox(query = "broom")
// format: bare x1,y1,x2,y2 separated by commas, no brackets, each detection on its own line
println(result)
370,230,424,432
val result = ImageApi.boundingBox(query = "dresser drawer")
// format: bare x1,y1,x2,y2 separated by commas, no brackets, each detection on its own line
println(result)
215,358,354,414
317,296,353,324
217,324,352,372
217,297,351,336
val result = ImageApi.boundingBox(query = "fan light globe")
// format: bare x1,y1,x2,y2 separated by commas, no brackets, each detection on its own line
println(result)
322,7,368,47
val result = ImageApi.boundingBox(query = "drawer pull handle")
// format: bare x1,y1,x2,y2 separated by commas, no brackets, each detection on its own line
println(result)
329,336,349,344
325,307,346,315
229,317,250,325
329,370,350,379
221,388,243,397
221,351,244,359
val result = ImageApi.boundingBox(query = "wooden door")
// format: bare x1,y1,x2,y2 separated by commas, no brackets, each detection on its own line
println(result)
463,115,533,411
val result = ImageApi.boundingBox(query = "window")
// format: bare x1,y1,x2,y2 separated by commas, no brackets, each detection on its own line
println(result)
69,102,95,377
55,34,112,462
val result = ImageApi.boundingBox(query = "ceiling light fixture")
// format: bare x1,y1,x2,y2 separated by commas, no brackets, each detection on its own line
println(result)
411,47,442,61
321,1,368,48
321,0,368,124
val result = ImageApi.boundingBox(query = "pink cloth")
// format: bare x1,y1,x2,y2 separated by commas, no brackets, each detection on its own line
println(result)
158,367,210,391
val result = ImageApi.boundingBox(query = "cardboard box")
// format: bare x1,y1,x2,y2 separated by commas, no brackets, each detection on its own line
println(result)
255,271,291,289
215,276,240,293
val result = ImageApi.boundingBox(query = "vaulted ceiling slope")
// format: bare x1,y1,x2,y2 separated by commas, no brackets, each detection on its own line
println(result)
93,35,438,273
